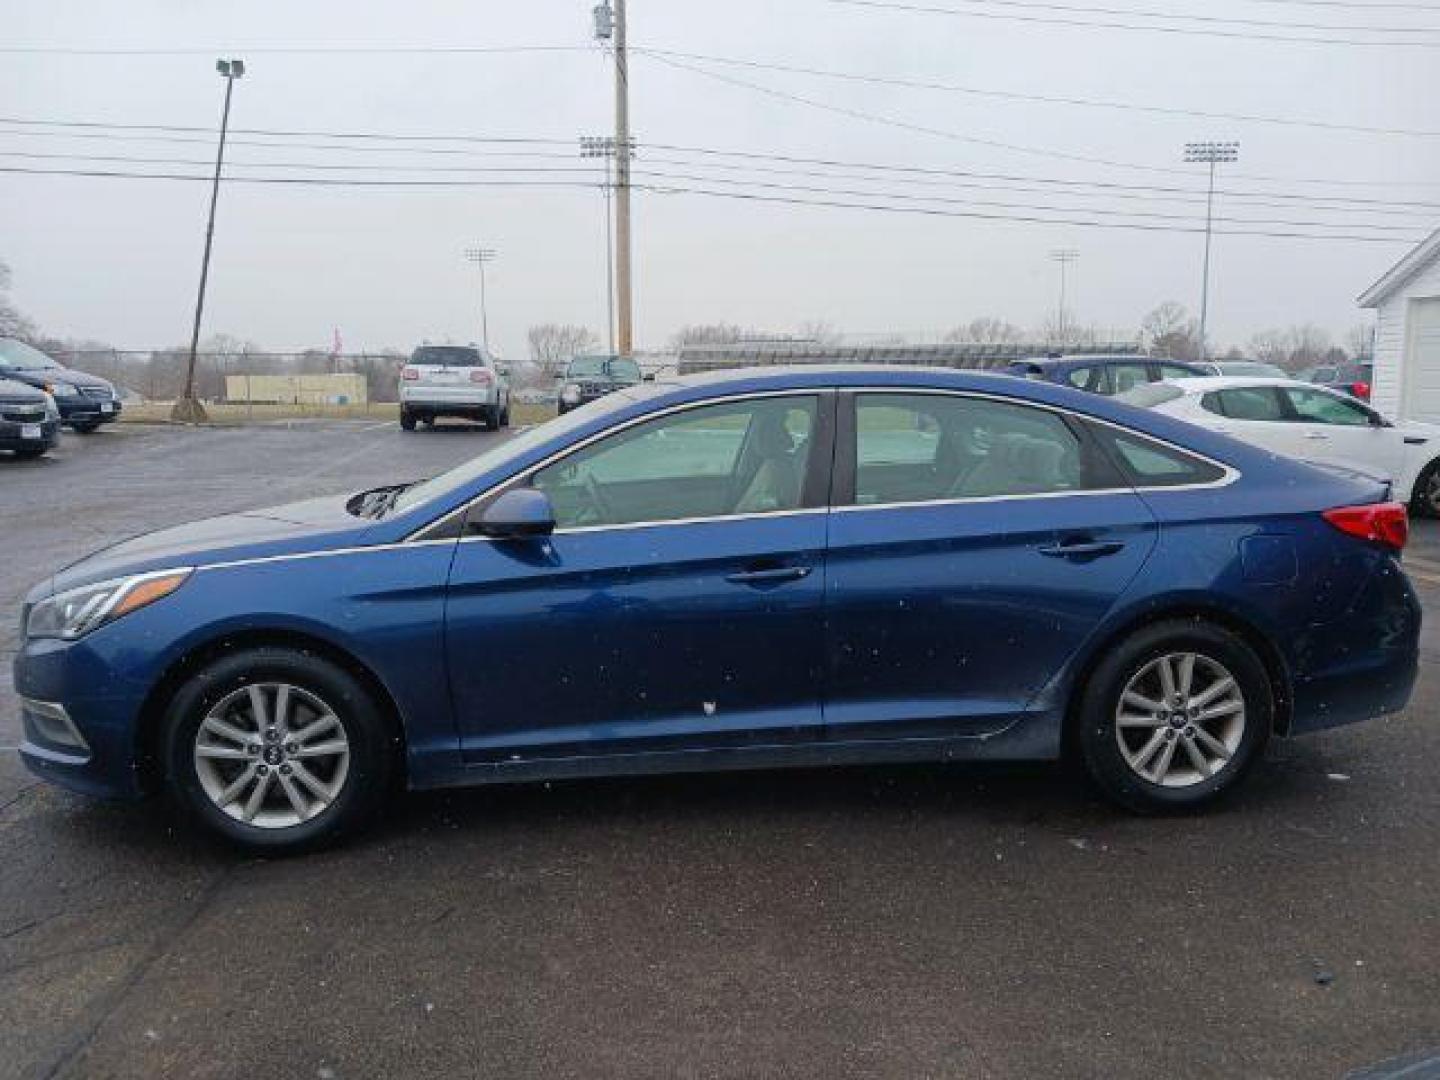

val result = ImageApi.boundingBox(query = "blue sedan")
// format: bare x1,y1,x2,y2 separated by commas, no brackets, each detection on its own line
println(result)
15,367,1420,849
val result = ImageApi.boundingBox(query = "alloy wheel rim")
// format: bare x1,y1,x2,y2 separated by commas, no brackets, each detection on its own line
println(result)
1425,470,1440,513
193,682,351,829
1114,652,1246,788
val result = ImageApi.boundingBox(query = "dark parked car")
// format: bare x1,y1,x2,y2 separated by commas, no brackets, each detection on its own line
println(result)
0,338,122,432
0,377,60,458
1007,355,1209,396
15,366,1419,850
1297,362,1373,402
557,354,644,414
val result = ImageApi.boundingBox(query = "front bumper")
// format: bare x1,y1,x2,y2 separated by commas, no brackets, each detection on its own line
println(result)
54,394,121,424
14,634,154,800
0,415,61,451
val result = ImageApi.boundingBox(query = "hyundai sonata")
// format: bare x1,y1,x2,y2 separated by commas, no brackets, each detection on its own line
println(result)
15,367,1420,849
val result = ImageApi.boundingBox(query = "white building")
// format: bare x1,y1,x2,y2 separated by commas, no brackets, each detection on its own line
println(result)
1359,226,1440,421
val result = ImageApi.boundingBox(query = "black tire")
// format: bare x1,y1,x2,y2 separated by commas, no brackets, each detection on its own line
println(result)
162,647,395,851
1410,459,1440,518
399,409,417,431
482,404,500,431
69,421,100,434
499,400,511,428
1076,619,1271,814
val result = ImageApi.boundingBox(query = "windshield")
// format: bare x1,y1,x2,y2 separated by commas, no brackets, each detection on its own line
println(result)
0,338,63,371
411,345,484,368
567,356,641,381
392,388,645,514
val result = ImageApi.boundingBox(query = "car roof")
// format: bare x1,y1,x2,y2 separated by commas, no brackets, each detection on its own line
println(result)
1162,376,1326,394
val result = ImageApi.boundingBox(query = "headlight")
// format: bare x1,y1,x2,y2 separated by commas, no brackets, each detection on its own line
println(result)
44,381,77,397
24,569,193,641
561,383,582,404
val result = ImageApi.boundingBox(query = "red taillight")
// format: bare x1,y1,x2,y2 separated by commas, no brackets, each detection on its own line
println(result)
469,368,493,385
401,367,419,381
1323,502,1408,552
1352,381,1371,401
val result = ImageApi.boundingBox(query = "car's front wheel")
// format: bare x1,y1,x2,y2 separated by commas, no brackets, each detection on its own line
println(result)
1076,620,1271,813
162,647,395,850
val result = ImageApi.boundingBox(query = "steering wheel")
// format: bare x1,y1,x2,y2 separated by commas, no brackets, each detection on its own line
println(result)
583,472,616,522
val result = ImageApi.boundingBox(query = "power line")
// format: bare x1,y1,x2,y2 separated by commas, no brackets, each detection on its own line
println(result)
0,44,593,56
0,115,575,146
634,46,1440,138
0,162,1422,242
826,0,1440,46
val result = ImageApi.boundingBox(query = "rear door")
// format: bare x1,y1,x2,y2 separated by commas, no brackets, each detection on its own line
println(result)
823,391,1158,741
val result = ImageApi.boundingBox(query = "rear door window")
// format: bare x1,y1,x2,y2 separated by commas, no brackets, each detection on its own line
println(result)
852,393,1110,505
1211,387,1286,421
1107,364,1151,396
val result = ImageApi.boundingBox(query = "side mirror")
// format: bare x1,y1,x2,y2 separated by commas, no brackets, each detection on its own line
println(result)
473,488,555,539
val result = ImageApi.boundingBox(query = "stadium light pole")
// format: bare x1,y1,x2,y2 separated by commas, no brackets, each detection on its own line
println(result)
1184,141,1239,361
463,247,498,353
174,58,244,424
580,136,618,355
1050,249,1079,346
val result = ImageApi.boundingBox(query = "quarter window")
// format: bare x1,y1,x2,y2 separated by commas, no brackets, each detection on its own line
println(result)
853,394,1099,505
1088,426,1226,488
532,395,819,529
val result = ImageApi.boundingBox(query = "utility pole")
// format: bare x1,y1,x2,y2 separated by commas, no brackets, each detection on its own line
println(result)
595,0,634,356
580,136,617,355
174,58,244,423
1184,141,1239,361
463,247,497,353
1050,249,1079,346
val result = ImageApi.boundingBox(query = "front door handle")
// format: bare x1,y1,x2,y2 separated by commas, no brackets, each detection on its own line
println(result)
1303,431,1330,440
725,565,812,585
1037,539,1125,559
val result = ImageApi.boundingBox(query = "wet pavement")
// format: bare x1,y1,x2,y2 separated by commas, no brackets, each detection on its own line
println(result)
2,420,1438,1079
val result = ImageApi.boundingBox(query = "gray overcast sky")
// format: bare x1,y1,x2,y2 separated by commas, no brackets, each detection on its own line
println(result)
2,0,1438,361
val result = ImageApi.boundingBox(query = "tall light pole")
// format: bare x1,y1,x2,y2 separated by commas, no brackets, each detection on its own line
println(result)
592,0,634,356
463,247,497,353
1050,248,1079,346
174,57,244,423
1184,140,1239,361
580,136,617,355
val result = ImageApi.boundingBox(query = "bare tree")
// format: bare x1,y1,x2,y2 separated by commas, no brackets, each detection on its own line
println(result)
528,323,600,376
1345,323,1376,361
795,320,843,345
1246,325,1336,373
668,323,761,350
944,317,1026,344
1140,302,1202,361
0,258,38,340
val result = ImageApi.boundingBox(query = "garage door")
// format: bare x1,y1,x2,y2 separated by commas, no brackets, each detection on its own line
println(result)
1403,297,1440,421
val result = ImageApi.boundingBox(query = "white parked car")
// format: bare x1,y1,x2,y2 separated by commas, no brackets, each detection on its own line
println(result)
398,344,511,431
1124,376,1440,515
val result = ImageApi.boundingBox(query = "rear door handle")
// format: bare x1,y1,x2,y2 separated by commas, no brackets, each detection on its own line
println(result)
1037,539,1125,559
725,566,812,585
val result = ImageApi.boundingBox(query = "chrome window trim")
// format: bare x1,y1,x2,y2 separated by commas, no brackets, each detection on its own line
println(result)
846,386,1240,500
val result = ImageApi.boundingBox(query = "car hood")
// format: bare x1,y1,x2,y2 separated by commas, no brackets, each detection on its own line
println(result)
4,366,113,392
38,494,381,600
0,377,49,404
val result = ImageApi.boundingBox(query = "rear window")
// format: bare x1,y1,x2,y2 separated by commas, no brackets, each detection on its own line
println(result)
412,346,485,367
1087,424,1227,488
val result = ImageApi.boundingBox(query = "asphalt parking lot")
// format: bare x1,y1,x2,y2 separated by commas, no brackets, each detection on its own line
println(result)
3,420,1439,1080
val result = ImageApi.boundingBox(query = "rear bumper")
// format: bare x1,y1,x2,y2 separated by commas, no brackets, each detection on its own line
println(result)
400,387,496,410
1288,559,1421,735
55,396,120,423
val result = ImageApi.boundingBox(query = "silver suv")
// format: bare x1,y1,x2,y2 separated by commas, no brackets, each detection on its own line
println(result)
399,345,511,431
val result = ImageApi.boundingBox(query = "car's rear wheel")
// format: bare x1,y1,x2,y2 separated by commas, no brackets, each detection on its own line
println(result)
1077,620,1271,813
499,401,511,428
399,409,417,431
1409,460,1440,518
162,647,394,850
69,421,100,434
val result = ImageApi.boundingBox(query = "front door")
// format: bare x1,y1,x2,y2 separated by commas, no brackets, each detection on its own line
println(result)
445,392,833,761
824,391,1158,740
1279,385,1406,482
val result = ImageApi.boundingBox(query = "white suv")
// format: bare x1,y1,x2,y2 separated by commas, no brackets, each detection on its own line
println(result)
399,345,511,431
